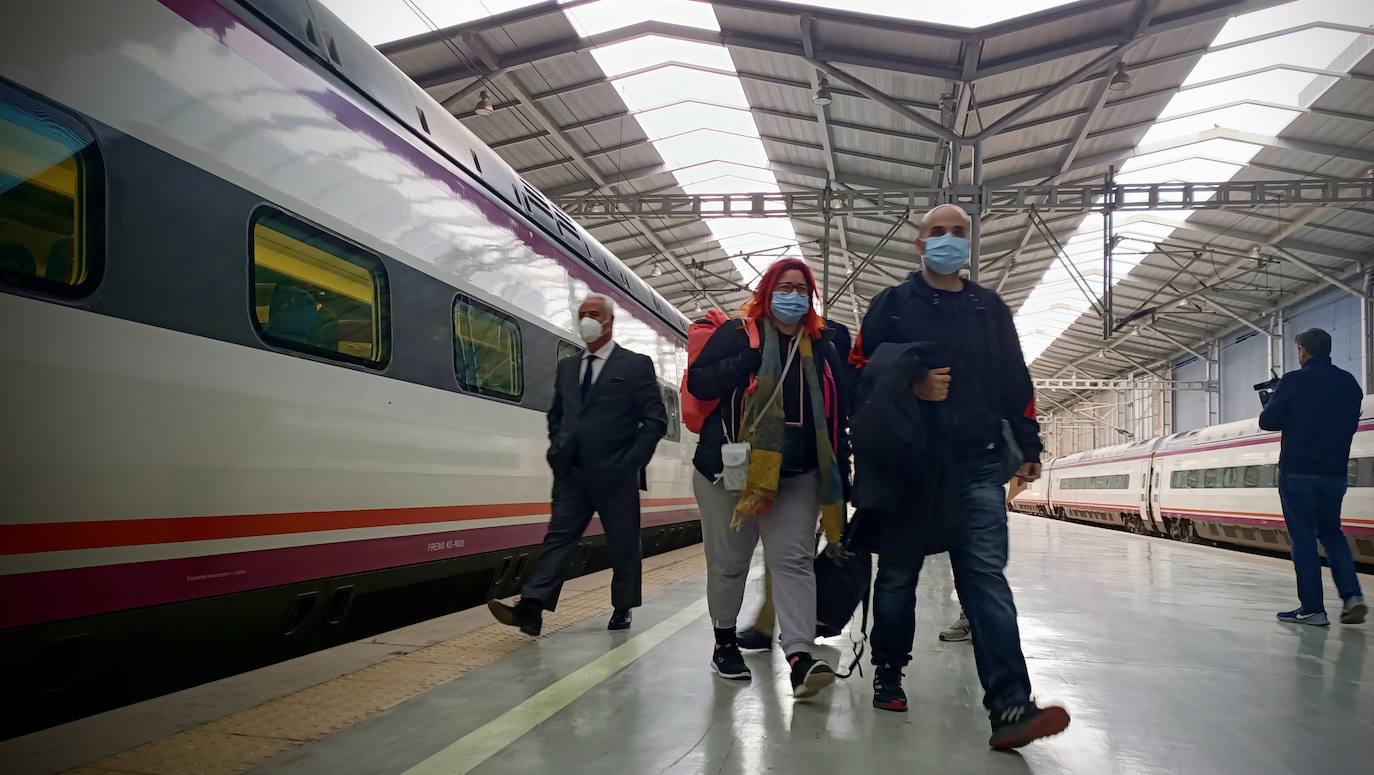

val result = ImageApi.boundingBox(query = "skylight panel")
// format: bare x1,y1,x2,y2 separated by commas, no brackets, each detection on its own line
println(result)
1121,138,1270,171
1188,28,1366,82
633,102,758,140
322,0,543,45
562,0,720,36
611,66,750,111
591,36,736,76
653,129,771,169
1141,105,1301,145
671,161,781,189
1115,158,1249,187
1168,71,1339,115
777,1,1082,27
1211,0,1374,45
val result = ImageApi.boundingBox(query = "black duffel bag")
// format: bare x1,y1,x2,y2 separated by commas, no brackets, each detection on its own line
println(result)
814,517,871,677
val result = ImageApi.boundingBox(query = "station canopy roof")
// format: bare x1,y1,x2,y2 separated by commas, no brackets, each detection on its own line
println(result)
324,0,1374,400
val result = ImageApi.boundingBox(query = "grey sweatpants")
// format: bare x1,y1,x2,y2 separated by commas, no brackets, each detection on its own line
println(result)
693,470,818,656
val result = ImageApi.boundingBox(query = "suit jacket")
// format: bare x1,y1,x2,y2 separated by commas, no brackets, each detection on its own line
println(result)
547,343,668,490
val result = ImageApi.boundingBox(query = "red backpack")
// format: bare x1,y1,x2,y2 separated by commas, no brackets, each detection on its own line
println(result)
680,309,759,433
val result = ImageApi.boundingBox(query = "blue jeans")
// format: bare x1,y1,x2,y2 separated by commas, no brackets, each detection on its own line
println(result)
870,449,1032,712
1278,471,1363,613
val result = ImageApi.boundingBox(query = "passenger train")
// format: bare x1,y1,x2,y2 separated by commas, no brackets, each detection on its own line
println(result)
0,0,702,736
1013,396,1374,565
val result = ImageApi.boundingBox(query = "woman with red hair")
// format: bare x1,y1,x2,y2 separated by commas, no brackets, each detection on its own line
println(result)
686,258,851,698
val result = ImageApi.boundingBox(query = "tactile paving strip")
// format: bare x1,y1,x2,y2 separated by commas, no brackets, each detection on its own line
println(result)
72,550,707,775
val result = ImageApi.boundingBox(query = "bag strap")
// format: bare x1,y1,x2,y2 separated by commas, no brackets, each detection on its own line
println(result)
734,333,800,442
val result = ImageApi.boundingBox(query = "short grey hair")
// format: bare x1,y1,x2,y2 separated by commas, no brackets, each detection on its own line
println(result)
918,203,972,238
583,293,615,317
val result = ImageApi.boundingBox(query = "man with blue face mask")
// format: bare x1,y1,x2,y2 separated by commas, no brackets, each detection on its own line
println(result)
854,204,1068,749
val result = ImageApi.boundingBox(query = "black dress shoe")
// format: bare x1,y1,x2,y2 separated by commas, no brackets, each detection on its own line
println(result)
607,609,632,631
488,599,542,636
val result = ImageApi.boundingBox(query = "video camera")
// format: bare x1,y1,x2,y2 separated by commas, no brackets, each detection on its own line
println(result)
1253,371,1280,406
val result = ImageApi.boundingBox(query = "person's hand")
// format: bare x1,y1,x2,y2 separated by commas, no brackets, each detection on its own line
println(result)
822,542,852,562
913,367,951,402
1015,461,1042,483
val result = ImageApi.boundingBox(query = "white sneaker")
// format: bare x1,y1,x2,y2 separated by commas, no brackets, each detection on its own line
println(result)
939,614,972,642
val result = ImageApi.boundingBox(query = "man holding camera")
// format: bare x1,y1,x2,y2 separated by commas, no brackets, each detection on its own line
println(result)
1258,327,1366,626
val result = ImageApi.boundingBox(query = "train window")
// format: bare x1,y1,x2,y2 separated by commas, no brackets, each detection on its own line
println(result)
1357,457,1374,487
556,340,582,363
1203,469,1219,488
1185,469,1200,488
0,85,101,296
661,384,681,442
454,294,523,400
1171,471,1183,489
1222,467,1240,488
1258,464,1276,488
251,210,388,367
1348,459,1359,487
1243,465,1260,488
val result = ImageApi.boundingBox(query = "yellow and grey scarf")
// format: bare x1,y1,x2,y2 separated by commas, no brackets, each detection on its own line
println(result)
734,324,845,540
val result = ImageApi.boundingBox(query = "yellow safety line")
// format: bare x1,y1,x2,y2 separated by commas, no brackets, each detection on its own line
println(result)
401,597,708,775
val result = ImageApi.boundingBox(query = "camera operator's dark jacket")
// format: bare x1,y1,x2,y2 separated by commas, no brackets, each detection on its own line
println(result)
1258,355,1362,478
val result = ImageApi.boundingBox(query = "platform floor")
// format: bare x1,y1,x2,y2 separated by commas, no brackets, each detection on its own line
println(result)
13,514,1374,774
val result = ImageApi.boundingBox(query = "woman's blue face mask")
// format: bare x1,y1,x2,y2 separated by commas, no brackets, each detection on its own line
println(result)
770,291,810,324
923,233,970,275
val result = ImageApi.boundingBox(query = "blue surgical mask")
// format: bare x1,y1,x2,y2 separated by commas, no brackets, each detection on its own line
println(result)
923,233,970,275
770,291,810,325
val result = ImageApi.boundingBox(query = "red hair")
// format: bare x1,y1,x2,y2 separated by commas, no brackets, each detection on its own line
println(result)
740,258,825,339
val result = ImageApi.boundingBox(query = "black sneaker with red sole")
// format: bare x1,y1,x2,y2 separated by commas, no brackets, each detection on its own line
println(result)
872,665,907,712
988,703,1070,749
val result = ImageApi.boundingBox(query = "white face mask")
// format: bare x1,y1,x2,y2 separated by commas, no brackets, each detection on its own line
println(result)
578,316,604,343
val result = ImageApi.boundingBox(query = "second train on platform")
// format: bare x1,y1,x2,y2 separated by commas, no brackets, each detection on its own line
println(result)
1012,396,1374,563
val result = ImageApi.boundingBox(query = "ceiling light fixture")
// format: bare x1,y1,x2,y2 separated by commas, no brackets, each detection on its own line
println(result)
812,76,833,106
651,262,664,277
474,90,495,116
1108,62,1133,92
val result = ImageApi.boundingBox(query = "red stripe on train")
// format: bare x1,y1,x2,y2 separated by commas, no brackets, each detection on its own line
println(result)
0,507,700,628
0,498,698,555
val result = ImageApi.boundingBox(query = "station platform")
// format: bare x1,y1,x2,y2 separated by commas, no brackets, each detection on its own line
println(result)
6,514,1372,775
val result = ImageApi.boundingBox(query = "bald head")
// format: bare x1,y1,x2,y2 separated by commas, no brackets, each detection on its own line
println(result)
918,204,972,240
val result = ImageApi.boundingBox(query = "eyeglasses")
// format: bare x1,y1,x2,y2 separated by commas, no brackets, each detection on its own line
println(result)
774,282,809,294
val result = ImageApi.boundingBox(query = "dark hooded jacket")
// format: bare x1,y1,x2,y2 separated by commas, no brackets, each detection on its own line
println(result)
847,342,958,564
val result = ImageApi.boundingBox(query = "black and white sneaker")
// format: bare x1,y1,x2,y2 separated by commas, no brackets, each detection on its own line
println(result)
988,702,1071,749
788,652,835,698
711,644,751,681
1277,607,1330,626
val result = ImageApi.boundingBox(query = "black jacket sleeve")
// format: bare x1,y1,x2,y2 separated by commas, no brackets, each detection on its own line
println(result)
1257,372,1295,431
993,296,1043,463
686,320,761,401
626,353,668,469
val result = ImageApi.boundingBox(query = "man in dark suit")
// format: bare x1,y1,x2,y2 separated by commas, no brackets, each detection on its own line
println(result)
489,294,668,635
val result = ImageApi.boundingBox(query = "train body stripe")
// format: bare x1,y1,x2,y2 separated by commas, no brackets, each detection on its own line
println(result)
0,498,698,555
0,506,700,629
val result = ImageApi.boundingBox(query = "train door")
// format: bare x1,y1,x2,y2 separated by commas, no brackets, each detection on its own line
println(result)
1143,438,1166,533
